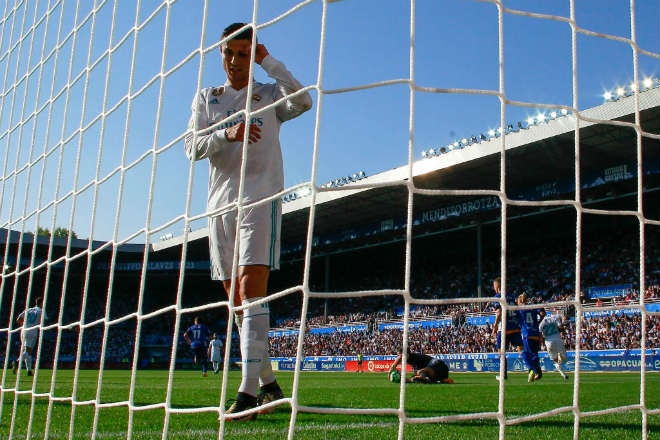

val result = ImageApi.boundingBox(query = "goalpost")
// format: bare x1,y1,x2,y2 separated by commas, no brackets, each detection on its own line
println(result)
0,1,656,439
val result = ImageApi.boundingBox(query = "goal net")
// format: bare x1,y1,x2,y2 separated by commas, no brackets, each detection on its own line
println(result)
0,0,657,439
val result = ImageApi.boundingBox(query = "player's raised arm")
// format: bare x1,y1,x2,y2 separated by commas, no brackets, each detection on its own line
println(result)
183,329,192,346
257,43,312,122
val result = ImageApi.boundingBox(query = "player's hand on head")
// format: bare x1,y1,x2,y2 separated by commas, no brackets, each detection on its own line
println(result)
224,121,261,144
255,44,269,64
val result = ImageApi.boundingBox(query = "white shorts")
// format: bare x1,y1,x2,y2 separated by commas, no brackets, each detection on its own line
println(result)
545,338,566,360
21,329,38,350
209,199,281,281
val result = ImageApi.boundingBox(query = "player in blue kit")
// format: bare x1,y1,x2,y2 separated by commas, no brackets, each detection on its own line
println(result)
184,317,210,377
491,277,523,380
517,293,543,382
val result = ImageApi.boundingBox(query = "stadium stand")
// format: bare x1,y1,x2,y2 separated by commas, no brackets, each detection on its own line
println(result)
0,87,658,369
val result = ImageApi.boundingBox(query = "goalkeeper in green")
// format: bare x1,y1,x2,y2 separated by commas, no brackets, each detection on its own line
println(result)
388,348,453,384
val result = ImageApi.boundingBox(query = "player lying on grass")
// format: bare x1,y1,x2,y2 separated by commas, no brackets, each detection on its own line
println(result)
539,309,569,379
388,348,453,384
517,293,543,383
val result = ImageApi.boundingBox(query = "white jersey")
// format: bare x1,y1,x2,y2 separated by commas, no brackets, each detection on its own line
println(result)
18,306,44,330
539,315,562,341
184,55,312,210
209,338,224,360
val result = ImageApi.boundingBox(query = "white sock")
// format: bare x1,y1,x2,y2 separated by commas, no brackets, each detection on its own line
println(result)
260,340,276,387
237,297,268,397
234,313,243,333
24,352,32,371
235,310,275,386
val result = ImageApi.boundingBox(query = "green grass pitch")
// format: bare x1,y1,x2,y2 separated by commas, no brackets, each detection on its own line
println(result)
1,369,658,439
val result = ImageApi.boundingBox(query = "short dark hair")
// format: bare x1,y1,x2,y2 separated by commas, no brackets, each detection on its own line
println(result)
222,23,253,42
493,277,501,285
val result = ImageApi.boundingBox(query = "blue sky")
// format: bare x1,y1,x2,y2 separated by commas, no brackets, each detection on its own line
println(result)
0,0,657,243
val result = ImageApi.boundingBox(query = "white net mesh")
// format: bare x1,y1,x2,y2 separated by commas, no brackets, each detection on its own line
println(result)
0,0,657,439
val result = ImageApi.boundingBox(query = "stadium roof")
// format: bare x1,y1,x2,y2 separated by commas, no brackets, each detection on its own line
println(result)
153,88,660,255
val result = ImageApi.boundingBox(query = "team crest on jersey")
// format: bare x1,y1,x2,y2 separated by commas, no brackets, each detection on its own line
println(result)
211,87,224,96
252,93,261,102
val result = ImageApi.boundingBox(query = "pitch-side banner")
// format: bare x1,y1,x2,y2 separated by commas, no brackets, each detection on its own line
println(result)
272,350,660,372
587,284,633,299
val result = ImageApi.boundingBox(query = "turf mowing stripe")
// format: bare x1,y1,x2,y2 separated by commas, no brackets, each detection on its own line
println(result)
12,421,401,439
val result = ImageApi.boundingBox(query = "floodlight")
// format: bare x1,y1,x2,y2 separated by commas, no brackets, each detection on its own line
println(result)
421,150,427,157
428,148,435,155
453,141,459,148
352,173,358,179
497,127,503,134
447,144,454,151
527,117,535,125
629,82,637,92
561,109,568,115
642,77,653,89
550,111,557,118
603,91,613,100
461,138,468,144
488,129,495,137
536,114,546,123
616,87,625,97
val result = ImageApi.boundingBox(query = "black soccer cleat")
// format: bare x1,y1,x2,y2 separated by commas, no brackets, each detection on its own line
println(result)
225,392,258,422
257,381,284,414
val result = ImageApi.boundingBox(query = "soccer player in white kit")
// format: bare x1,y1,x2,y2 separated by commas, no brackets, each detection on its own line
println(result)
185,23,311,421
14,296,46,376
539,309,568,379
208,333,224,374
